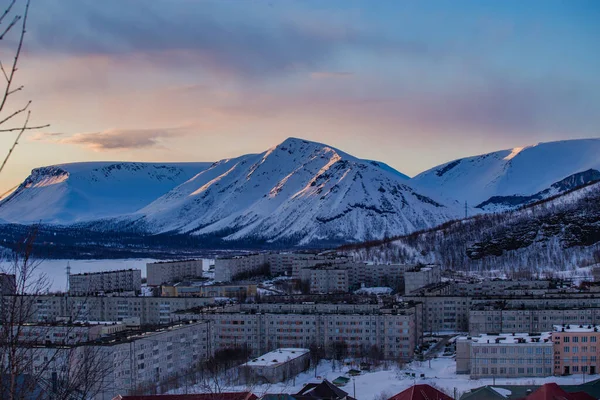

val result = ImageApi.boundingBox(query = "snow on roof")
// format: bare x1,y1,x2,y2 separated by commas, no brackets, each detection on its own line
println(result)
491,387,511,397
458,332,552,345
243,348,309,367
553,324,600,333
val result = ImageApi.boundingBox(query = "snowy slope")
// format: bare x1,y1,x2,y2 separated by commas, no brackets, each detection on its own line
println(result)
411,138,600,211
135,138,459,245
0,162,211,224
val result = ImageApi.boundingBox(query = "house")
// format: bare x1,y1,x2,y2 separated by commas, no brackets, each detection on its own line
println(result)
239,348,310,384
460,386,509,400
387,385,453,400
293,380,355,400
112,393,258,400
517,383,595,400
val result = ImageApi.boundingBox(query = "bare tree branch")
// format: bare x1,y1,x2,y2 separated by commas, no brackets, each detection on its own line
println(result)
0,0,49,176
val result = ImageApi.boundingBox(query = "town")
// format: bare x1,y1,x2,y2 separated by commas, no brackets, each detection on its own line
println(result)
2,253,600,399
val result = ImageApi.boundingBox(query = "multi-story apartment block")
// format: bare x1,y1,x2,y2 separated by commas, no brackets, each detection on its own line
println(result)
214,253,351,282
469,301,600,336
453,280,552,296
404,265,441,294
299,265,349,293
0,273,16,295
69,269,142,295
161,283,258,298
173,299,423,361
214,254,269,282
456,332,553,378
14,322,127,344
21,295,215,325
20,321,212,400
146,259,204,286
552,324,600,376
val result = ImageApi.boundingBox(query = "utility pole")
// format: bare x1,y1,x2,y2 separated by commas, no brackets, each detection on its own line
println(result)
465,201,468,219
353,376,356,399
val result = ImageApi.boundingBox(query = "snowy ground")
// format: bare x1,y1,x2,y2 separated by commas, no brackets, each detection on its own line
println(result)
171,356,600,400
0,258,214,293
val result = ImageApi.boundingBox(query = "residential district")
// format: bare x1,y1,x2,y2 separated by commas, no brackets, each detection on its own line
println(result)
3,253,600,399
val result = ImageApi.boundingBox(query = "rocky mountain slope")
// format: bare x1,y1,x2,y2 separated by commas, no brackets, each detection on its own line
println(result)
343,181,600,272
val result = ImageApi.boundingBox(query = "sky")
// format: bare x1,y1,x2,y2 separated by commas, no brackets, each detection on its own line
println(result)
0,0,599,194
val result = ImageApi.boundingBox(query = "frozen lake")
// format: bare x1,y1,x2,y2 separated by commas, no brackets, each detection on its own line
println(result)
0,258,213,293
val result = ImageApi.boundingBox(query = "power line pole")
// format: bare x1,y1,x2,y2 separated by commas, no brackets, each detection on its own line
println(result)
465,201,468,219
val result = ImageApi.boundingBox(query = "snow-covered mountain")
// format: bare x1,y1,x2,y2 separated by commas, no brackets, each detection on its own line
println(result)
344,180,600,273
132,138,458,245
411,138,600,212
0,162,211,224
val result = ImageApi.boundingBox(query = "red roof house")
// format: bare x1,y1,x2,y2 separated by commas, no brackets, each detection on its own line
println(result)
387,384,454,400
518,383,595,400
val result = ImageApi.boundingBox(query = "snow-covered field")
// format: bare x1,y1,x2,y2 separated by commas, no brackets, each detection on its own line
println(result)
171,357,600,400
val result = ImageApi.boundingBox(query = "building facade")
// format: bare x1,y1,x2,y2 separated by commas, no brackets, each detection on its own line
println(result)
19,321,212,400
69,269,142,295
23,295,215,325
456,332,553,378
404,265,441,294
146,260,204,286
552,324,600,376
300,266,350,294
173,300,423,361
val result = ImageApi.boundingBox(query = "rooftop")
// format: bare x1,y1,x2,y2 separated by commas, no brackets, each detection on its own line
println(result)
71,268,140,276
243,348,309,367
553,324,600,333
458,332,552,345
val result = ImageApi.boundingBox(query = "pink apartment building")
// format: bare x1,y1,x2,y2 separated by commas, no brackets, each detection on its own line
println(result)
552,324,600,376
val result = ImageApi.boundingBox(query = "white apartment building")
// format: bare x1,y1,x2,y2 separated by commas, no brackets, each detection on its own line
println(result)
146,259,204,286
404,265,441,294
174,300,423,361
456,332,553,378
20,321,212,400
25,295,215,325
69,269,142,295
299,266,349,293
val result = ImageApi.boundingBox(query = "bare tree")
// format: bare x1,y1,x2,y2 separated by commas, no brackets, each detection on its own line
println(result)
0,228,112,399
0,0,49,175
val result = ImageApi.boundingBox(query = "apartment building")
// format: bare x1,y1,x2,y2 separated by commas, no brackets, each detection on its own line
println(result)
161,283,258,298
453,280,552,296
215,254,269,282
22,321,212,400
146,259,203,286
404,265,441,294
552,324,600,376
469,301,600,335
69,269,142,295
24,295,215,325
173,299,423,361
14,322,127,344
239,348,310,384
0,273,16,295
456,332,553,378
299,265,349,293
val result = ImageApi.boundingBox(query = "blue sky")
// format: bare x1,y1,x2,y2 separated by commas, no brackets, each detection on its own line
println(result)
0,0,598,193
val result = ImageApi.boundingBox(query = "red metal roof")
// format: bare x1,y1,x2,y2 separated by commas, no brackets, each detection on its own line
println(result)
387,384,453,400
519,383,596,400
